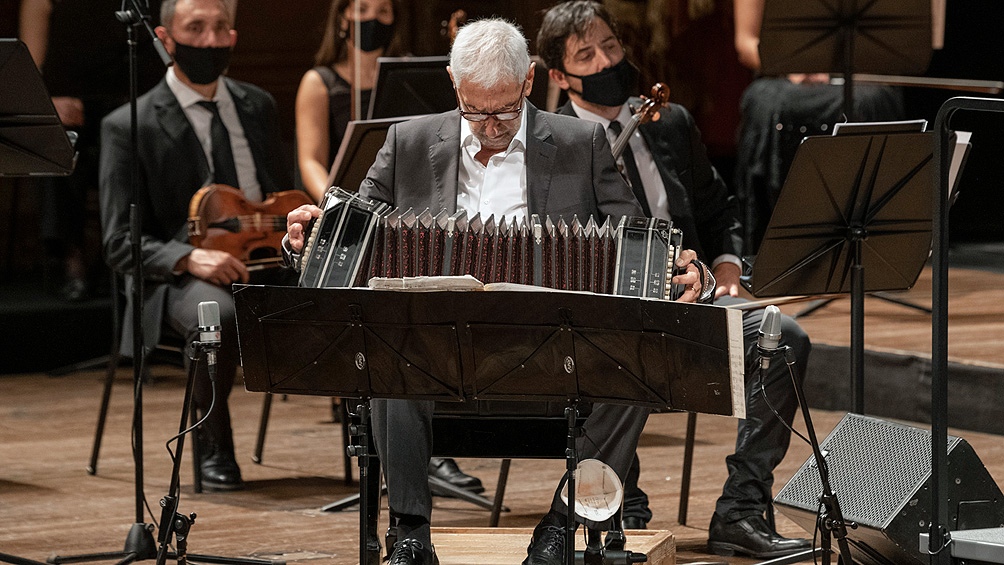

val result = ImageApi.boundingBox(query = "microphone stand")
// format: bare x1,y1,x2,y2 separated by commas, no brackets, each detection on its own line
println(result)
49,3,171,563
153,340,279,565
756,347,856,565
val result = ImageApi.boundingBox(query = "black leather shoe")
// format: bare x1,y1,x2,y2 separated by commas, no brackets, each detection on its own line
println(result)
622,516,647,530
200,447,244,491
387,539,438,565
708,514,811,558
523,511,568,565
428,457,483,494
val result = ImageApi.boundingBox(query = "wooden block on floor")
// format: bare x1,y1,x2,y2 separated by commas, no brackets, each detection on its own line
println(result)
430,527,675,565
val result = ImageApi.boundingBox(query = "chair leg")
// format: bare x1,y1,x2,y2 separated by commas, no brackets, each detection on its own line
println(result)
489,459,512,527
678,412,697,525
252,393,273,464
86,273,122,476
86,349,121,475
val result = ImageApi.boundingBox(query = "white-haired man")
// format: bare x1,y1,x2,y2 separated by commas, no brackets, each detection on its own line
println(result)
286,17,707,565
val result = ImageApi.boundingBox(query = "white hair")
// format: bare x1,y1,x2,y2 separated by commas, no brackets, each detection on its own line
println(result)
449,18,531,89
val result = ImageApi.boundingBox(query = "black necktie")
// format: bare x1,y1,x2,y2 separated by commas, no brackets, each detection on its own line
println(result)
608,120,651,217
196,100,240,187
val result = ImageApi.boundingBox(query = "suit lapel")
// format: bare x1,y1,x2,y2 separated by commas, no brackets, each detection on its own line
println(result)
525,104,556,216
428,113,460,214
152,79,212,186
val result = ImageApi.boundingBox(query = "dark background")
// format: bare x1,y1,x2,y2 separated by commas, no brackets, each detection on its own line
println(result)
0,0,1001,372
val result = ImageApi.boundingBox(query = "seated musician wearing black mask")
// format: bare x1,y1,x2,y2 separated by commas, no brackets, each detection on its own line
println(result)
286,17,711,565
99,0,292,491
537,1,813,559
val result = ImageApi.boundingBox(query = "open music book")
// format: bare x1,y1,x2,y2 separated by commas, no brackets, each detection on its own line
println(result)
367,275,606,296
368,275,485,291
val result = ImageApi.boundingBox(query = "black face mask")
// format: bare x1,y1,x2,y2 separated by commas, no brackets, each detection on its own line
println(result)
352,19,394,52
172,41,232,85
564,58,639,107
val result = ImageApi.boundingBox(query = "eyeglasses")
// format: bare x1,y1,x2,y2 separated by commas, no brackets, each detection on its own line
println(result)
456,96,524,122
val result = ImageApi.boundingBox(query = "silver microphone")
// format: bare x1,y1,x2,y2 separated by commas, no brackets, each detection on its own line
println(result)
197,301,221,380
757,305,782,370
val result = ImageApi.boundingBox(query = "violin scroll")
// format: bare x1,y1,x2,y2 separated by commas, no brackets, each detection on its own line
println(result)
636,82,670,125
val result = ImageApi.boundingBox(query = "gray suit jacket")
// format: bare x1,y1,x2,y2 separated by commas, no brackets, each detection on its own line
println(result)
359,103,642,221
99,77,291,355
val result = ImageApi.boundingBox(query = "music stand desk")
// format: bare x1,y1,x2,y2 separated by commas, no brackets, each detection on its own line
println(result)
367,56,454,120
326,116,416,193
748,128,935,414
758,0,932,118
0,39,76,177
235,285,745,416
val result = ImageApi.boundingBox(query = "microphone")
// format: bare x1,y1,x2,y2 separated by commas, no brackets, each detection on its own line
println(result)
757,305,782,370
197,301,221,381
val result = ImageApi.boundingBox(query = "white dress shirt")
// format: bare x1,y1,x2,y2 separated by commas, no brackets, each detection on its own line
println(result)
166,67,262,202
571,100,670,222
456,100,529,223
571,100,740,272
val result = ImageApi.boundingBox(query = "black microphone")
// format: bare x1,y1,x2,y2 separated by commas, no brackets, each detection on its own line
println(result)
757,305,782,370
197,301,221,381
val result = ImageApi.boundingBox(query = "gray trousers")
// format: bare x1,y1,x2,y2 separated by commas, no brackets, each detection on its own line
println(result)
371,398,650,544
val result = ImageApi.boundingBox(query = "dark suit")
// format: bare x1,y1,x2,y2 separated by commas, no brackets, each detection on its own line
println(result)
359,103,650,543
558,100,811,525
99,77,291,436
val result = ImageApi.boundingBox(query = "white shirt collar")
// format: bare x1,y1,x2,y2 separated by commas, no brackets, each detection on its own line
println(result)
459,98,529,156
165,66,233,109
570,99,633,131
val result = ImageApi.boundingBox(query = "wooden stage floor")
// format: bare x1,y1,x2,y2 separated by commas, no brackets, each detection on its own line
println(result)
773,265,1004,369
3,365,1004,565
2,262,1003,564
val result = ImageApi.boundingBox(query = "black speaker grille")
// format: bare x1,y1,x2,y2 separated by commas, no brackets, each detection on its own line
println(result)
776,413,959,528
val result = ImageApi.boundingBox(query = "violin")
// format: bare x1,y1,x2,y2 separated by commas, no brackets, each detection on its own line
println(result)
187,184,313,271
610,83,671,160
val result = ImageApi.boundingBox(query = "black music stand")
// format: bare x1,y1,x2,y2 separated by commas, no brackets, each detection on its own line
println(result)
234,284,744,565
758,0,932,120
325,116,413,193
0,38,76,565
746,128,935,415
0,39,77,177
366,56,454,120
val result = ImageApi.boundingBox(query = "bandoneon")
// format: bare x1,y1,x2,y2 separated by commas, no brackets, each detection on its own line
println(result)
298,187,683,299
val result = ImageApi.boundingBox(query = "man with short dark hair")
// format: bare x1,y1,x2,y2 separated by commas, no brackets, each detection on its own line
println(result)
537,1,813,559
100,0,291,491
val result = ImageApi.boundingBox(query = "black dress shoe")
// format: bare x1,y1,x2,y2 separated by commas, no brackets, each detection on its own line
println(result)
200,448,244,491
622,516,648,530
523,511,568,565
428,457,484,493
708,514,811,558
387,539,438,565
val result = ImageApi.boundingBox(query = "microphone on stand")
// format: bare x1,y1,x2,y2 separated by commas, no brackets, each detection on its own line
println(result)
197,301,221,382
757,305,782,370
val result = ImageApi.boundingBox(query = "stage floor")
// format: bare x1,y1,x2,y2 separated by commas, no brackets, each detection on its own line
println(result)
2,367,1004,565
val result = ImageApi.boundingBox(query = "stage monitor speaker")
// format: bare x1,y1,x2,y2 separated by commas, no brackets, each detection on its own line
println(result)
775,413,1004,565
